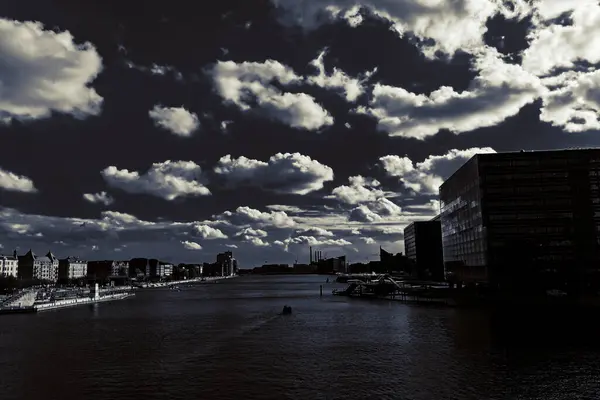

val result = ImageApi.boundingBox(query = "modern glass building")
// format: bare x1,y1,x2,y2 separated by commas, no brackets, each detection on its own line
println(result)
439,149,600,294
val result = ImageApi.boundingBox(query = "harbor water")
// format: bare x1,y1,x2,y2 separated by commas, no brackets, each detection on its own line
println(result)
0,275,599,399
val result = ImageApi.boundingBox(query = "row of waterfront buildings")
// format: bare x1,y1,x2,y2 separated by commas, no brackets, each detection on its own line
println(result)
0,250,238,284
403,148,600,295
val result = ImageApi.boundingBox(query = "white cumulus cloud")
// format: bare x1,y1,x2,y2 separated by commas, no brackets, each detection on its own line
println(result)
82,191,114,206
0,168,37,193
357,48,544,139
215,206,296,229
307,48,376,101
211,59,334,130
181,240,202,250
214,153,334,194
270,0,529,58
0,18,103,123
148,105,200,137
523,1,600,77
101,160,211,200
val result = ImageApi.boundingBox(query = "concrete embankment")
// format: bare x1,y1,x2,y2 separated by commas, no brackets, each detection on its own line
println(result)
136,275,235,288
35,293,135,312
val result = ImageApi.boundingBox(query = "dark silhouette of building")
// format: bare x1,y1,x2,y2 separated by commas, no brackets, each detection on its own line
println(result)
253,264,291,274
440,148,600,295
128,258,149,278
404,220,444,281
216,251,237,276
143,259,174,279
378,247,414,275
87,260,129,282
315,256,347,274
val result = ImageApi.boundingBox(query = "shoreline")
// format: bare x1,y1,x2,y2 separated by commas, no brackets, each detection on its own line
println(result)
0,275,237,315
134,275,235,289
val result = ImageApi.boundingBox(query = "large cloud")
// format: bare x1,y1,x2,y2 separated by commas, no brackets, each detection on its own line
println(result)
148,105,200,137
214,153,334,194
270,0,529,57
211,59,333,130
0,168,37,193
330,175,384,205
307,48,376,101
101,160,211,200
356,48,545,139
328,175,406,224
523,1,600,77
380,147,496,194
214,206,297,229
540,70,600,132
0,18,103,123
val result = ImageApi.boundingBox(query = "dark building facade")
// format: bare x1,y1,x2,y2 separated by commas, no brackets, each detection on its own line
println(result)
87,260,129,281
216,251,237,276
315,256,347,274
403,220,444,281
439,149,600,294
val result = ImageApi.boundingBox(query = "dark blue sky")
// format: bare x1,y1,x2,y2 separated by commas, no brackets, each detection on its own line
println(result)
1,0,599,267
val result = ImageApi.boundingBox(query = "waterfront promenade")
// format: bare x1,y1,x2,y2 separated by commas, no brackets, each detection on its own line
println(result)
134,275,233,288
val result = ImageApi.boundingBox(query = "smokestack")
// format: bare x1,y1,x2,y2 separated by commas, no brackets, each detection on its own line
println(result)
318,251,321,261
310,246,312,264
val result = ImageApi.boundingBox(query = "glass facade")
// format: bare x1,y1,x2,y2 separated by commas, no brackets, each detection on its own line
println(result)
441,149,600,293
404,223,416,261
439,157,487,283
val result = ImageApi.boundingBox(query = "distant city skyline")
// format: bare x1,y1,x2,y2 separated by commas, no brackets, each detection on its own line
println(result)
1,1,600,266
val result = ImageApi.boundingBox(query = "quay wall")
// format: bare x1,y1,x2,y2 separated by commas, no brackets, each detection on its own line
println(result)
35,293,134,312
136,275,235,288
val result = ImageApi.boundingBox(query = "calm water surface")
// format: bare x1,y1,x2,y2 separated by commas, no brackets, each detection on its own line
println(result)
0,275,599,400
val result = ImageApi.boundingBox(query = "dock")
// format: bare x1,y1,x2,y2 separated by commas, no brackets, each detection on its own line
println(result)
333,274,452,306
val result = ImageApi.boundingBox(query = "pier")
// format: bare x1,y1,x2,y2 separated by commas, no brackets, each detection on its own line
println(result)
333,274,451,306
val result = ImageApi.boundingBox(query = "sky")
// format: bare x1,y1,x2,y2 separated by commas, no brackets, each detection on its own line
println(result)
1,0,600,268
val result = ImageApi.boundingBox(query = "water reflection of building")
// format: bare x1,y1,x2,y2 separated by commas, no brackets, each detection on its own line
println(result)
404,219,444,281
440,149,600,294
